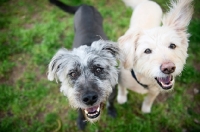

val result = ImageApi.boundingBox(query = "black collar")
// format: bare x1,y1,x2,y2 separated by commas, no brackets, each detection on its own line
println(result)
131,69,148,89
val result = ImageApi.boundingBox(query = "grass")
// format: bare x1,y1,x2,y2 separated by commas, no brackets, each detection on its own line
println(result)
0,0,200,131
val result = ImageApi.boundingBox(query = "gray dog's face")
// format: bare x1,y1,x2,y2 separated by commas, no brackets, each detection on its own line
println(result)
48,40,120,122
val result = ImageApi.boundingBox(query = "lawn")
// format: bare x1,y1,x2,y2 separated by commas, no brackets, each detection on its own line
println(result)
0,0,200,132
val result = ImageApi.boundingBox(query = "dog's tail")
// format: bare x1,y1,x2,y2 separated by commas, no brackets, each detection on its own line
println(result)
49,0,80,14
122,0,148,9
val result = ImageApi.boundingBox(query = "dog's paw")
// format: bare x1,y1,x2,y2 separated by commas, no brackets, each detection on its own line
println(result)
117,95,127,104
141,103,151,113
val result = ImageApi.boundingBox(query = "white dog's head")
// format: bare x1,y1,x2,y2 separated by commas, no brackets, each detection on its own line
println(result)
119,0,193,90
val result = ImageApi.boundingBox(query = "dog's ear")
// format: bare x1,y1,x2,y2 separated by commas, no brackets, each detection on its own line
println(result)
91,40,121,60
118,30,139,69
102,41,121,60
47,48,70,82
162,0,193,32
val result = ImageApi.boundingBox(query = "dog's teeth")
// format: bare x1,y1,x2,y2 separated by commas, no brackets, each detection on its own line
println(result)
88,111,99,116
97,107,100,112
84,110,88,114
89,113,95,116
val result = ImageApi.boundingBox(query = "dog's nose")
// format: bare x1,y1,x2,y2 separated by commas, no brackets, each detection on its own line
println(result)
160,62,176,74
82,92,98,105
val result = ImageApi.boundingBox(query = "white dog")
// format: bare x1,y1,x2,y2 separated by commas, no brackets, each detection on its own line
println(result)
117,0,193,113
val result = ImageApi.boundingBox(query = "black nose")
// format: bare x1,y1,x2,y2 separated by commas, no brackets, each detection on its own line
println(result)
82,92,98,105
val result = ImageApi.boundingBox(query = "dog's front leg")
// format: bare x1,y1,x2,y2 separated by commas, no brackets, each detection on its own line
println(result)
107,86,117,118
117,84,128,104
141,89,160,113
77,109,87,130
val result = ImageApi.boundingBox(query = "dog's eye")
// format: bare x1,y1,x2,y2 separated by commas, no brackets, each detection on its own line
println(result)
94,67,103,75
69,72,77,78
144,48,152,54
169,43,176,49
96,67,102,73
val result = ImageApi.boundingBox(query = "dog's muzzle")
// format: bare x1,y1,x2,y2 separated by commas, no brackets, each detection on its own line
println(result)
156,62,175,90
82,92,102,120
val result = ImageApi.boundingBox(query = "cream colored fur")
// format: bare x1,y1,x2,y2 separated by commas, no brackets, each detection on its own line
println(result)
122,0,148,8
118,0,193,113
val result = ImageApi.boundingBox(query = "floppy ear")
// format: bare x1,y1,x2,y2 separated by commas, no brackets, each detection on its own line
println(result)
162,0,193,32
118,29,140,69
47,48,70,82
91,40,121,60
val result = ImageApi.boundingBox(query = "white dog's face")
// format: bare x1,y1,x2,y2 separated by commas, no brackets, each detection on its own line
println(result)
134,26,188,89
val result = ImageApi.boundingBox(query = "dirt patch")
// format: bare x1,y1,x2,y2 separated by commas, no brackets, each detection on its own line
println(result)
156,92,171,103
10,54,28,84
187,83,200,110
0,54,29,85
23,23,34,29
193,62,200,72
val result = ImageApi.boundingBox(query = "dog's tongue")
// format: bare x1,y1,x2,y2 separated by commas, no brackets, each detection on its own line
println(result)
86,106,98,113
158,76,171,84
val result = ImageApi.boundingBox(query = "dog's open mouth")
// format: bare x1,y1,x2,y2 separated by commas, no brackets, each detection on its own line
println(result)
84,104,101,119
155,75,173,90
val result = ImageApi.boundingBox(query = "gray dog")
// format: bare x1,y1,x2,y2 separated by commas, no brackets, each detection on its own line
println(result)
47,0,121,130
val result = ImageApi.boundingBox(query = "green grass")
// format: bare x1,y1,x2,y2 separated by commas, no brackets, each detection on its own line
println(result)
0,0,200,132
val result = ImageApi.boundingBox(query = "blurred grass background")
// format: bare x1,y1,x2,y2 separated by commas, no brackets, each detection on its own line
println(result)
0,0,200,131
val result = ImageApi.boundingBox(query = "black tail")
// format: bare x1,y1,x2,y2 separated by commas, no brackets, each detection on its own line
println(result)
49,0,80,14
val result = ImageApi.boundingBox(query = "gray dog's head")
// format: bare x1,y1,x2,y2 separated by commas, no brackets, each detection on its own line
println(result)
47,40,120,122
